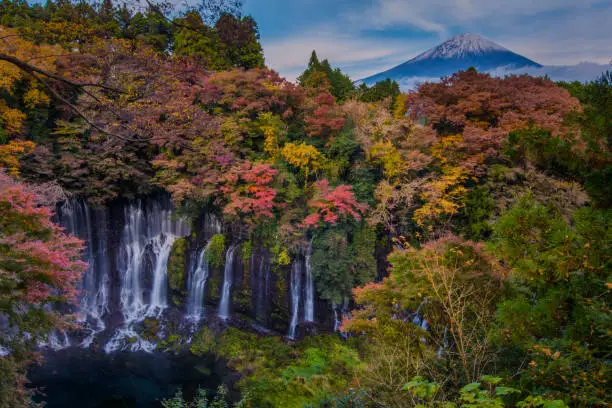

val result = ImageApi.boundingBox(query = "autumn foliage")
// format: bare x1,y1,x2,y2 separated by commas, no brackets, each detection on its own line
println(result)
0,171,85,305
305,92,345,138
303,179,368,227
0,4,609,405
220,162,279,222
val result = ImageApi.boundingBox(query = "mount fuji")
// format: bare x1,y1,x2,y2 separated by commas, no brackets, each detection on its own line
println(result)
359,33,608,90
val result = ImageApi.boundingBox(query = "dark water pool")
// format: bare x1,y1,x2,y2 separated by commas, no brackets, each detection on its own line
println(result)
28,349,234,408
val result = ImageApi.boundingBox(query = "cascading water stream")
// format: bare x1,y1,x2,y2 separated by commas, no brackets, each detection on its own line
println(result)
412,299,429,331
47,330,71,351
333,297,350,333
105,200,189,352
149,234,175,312
218,244,238,320
303,247,315,323
187,242,211,319
45,197,331,352
254,250,270,324
80,209,111,347
288,257,302,339
117,203,147,324
54,200,111,348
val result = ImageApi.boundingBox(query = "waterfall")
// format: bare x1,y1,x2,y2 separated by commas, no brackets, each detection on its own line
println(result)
117,203,147,324
105,199,189,352
117,200,188,322
255,250,270,323
437,326,449,358
288,257,302,339
333,303,340,332
303,246,315,323
187,242,211,319
80,209,111,347
46,195,334,351
204,213,222,239
56,200,110,348
218,244,238,320
412,299,429,330
333,298,350,333
149,234,176,312
47,330,71,351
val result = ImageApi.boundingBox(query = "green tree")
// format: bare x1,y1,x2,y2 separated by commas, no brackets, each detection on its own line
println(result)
299,51,355,101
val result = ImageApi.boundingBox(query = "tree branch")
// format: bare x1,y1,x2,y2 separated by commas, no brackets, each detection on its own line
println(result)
33,73,147,143
0,52,123,93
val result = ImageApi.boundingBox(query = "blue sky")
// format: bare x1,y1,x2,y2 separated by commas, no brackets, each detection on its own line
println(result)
241,0,612,81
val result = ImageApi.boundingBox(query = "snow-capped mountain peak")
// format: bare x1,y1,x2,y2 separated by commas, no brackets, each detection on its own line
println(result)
358,33,605,91
412,33,508,61
359,33,544,88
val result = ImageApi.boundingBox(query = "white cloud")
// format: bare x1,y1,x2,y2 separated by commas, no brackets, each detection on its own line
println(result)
262,30,423,81
346,0,605,31
257,0,612,81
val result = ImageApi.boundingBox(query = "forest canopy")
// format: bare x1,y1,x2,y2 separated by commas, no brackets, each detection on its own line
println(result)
0,1,609,407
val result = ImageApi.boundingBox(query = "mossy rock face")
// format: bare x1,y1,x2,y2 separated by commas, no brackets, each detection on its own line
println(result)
142,318,160,342
167,237,189,306
234,242,253,316
207,275,221,303
206,234,226,268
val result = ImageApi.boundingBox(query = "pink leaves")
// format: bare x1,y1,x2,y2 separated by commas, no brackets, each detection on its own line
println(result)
220,161,279,222
303,179,368,228
0,172,86,305
242,163,278,185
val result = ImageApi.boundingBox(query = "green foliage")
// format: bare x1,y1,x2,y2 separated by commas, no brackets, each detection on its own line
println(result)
490,201,610,405
172,12,229,70
305,390,369,408
162,386,233,408
504,127,578,178
191,328,362,408
311,224,376,304
559,72,612,206
298,51,355,101
206,234,227,268
403,376,567,408
458,186,495,240
403,376,441,400
358,79,401,109
1,6,610,406
214,14,264,69
168,237,189,306
490,195,573,286
240,240,252,262
172,12,263,70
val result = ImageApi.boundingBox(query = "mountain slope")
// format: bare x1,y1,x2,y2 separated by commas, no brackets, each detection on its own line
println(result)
360,33,542,86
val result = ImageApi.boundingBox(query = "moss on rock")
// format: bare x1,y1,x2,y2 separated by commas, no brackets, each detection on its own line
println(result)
206,234,226,268
167,237,188,306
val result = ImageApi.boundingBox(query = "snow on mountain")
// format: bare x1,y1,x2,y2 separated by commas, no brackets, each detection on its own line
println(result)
411,33,509,61
358,33,608,90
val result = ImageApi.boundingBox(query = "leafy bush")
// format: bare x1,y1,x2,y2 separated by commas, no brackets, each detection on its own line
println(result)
206,234,227,269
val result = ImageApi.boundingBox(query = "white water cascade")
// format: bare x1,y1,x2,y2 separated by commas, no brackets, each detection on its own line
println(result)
56,200,110,348
288,257,303,339
187,242,211,319
303,245,315,323
254,249,271,324
333,298,350,333
105,200,189,352
47,330,71,351
218,244,238,320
